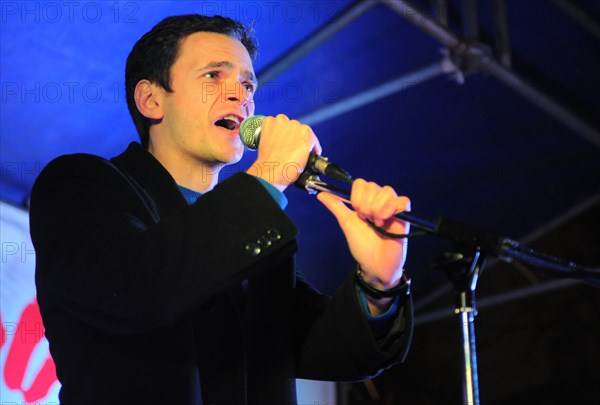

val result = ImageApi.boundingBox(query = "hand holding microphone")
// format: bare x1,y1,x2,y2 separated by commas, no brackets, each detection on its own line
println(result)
242,115,410,309
241,115,352,192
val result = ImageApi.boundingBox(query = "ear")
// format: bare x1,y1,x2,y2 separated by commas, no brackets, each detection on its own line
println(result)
134,80,164,120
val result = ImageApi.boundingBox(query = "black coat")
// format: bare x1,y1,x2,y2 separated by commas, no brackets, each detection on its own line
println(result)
29,142,413,405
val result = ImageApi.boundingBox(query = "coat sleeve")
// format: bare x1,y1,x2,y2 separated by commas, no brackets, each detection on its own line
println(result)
30,154,298,334
293,270,414,381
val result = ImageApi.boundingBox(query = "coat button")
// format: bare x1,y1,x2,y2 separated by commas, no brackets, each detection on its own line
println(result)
257,235,272,247
267,228,281,241
245,243,261,256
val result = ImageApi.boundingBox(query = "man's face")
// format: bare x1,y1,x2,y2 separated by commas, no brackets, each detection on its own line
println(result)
153,32,256,168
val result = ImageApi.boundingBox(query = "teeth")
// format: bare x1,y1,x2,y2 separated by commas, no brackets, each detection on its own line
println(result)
222,115,240,124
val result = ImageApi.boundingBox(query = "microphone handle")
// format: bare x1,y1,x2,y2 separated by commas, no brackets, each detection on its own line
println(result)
308,152,353,184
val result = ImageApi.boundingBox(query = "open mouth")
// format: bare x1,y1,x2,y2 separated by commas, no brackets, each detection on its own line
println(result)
214,114,242,131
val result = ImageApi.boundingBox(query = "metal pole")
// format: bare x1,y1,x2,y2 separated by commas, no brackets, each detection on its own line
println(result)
379,0,600,148
492,0,511,67
463,0,480,41
459,309,479,405
432,0,449,27
480,56,600,148
379,0,461,47
257,0,378,84
458,251,482,405
549,0,600,42
298,62,444,126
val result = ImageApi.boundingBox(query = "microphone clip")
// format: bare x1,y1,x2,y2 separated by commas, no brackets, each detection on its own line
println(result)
295,172,321,195
295,172,352,201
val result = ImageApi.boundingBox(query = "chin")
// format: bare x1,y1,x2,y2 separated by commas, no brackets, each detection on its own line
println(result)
222,148,244,166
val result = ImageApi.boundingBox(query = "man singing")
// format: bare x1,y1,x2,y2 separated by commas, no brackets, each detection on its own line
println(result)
30,14,413,404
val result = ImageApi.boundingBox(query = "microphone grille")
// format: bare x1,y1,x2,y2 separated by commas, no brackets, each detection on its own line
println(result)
239,115,265,150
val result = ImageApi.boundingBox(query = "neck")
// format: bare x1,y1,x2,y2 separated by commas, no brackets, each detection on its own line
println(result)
147,143,222,193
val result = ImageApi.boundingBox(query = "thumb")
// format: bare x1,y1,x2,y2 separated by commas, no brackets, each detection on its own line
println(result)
316,192,352,224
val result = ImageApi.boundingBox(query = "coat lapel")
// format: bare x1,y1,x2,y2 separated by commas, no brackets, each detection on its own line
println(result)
110,142,188,216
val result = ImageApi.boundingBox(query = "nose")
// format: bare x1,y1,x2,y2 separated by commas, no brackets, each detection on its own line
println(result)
223,82,251,106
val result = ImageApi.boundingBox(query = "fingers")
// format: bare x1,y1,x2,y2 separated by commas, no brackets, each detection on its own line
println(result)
252,114,321,189
261,114,319,154
311,129,322,155
351,178,410,228
317,191,352,224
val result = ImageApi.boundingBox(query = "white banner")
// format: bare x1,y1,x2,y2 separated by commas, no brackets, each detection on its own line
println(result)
0,201,60,404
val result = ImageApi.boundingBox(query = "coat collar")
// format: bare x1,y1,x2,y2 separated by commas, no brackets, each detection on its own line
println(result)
110,142,188,215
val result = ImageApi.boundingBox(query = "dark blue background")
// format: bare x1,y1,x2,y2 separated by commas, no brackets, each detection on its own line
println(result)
2,0,599,295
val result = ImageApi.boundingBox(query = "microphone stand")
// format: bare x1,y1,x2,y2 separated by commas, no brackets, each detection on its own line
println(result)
298,174,599,405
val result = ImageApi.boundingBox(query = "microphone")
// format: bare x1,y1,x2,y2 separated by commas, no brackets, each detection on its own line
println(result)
239,115,352,183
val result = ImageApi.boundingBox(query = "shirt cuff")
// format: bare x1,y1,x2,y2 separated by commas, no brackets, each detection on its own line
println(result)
255,177,288,210
356,285,400,339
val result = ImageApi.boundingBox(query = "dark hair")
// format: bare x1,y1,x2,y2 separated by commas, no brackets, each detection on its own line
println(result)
125,15,258,147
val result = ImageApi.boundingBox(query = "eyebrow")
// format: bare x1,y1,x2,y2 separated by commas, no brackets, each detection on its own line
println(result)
199,61,258,87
